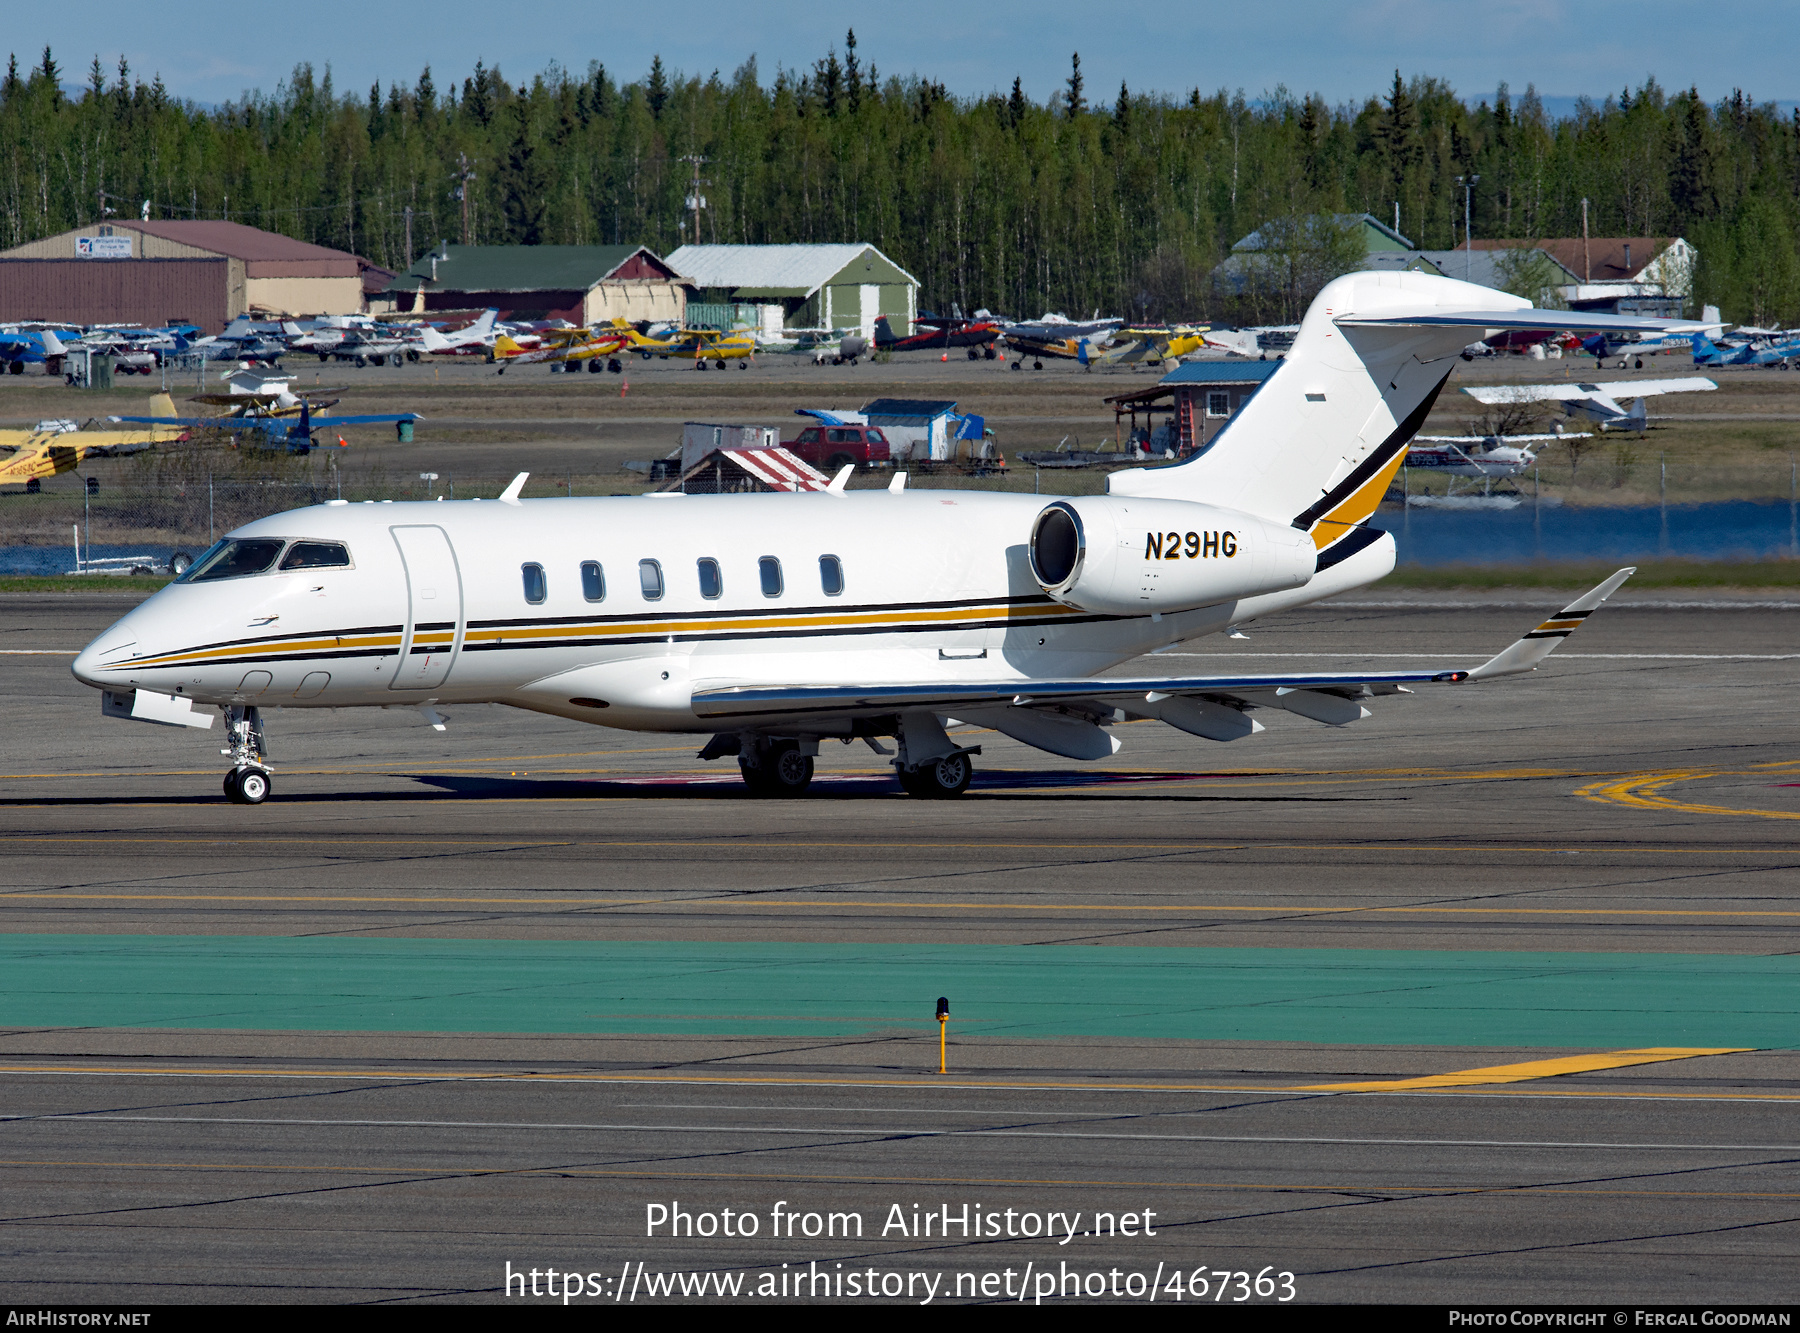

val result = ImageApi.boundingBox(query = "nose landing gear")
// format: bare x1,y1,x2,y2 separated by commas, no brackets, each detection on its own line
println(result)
221,705,272,804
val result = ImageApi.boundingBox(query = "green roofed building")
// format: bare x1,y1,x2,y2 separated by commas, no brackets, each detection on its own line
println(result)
380,243,689,324
665,243,919,336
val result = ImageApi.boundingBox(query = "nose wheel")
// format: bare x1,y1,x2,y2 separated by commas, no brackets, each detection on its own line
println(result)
220,705,273,805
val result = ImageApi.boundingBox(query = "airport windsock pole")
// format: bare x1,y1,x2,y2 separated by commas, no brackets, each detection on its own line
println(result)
936,997,950,1074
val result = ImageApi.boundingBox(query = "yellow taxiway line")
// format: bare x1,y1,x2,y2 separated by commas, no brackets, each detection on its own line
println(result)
1299,1047,1749,1091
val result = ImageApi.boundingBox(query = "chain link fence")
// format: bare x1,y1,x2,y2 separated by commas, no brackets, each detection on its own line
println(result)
5,440,1799,573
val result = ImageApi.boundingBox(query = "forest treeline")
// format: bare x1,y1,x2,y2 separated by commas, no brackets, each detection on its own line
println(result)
4,39,1800,325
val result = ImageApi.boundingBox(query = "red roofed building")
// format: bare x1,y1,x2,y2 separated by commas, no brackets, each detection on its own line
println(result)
0,220,380,331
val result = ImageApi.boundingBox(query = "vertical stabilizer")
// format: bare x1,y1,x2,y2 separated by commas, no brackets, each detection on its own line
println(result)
1107,272,1532,565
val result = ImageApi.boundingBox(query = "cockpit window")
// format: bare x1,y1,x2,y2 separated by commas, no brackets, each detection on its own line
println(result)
279,541,351,570
180,538,286,583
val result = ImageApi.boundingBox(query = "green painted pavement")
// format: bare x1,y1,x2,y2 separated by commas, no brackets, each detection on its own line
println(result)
0,936,1793,1048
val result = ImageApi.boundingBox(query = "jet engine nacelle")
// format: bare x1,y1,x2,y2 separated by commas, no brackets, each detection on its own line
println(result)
1029,497,1315,617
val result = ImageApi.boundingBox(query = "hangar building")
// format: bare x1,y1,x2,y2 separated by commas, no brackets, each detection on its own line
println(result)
379,244,690,325
0,220,381,331
666,243,918,337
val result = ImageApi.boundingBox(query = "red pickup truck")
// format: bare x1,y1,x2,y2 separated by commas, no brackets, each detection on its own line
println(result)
783,424,892,470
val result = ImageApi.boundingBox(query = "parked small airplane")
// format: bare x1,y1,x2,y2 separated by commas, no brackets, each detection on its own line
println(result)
1000,314,1124,369
1406,432,1584,477
0,409,188,482
1461,377,1716,431
113,383,419,454
0,328,70,375
1077,325,1209,371
493,325,632,373
874,314,1002,357
416,310,500,357
1691,331,1800,368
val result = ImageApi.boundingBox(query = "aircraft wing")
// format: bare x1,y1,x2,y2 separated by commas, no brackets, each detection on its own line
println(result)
306,412,422,427
690,571,1634,737
1464,376,1716,406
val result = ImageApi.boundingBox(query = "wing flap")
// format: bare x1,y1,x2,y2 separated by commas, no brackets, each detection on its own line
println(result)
691,569,1635,736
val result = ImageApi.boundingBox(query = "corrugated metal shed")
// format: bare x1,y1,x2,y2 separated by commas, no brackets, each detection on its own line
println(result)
0,258,229,331
666,244,919,296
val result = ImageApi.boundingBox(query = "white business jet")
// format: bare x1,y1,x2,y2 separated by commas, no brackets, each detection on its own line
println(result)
72,273,1693,804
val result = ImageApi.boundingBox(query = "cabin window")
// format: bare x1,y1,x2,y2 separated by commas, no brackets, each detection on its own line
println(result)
697,558,723,600
521,563,546,604
819,555,844,596
758,556,784,597
580,561,605,602
639,558,664,601
279,541,351,570
182,538,285,583
1206,391,1231,418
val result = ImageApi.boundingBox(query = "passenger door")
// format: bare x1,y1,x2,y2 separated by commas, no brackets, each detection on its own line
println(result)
389,525,463,691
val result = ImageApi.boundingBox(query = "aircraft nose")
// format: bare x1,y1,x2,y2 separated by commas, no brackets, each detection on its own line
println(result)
72,615,144,688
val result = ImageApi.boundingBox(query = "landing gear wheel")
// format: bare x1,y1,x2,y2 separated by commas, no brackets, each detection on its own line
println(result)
898,752,972,798
740,741,814,797
225,766,271,804
967,346,979,360
1033,360,1043,371
715,358,728,369
608,357,622,373
984,346,997,360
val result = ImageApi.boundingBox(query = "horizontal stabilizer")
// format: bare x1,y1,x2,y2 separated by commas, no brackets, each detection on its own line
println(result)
1340,310,1706,334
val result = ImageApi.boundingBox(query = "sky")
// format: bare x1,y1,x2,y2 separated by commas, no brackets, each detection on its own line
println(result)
8,1,1796,111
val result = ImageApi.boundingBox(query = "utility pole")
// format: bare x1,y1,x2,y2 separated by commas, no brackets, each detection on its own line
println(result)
1455,174,1479,280
1581,197,1591,282
680,155,709,245
455,154,476,246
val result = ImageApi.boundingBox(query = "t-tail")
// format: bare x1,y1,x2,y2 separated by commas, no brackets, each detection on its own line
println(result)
1106,272,1692,575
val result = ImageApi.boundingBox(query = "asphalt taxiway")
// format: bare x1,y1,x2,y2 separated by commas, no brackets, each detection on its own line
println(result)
0,589,1795,1303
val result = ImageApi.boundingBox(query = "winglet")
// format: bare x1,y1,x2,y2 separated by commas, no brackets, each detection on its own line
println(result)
499,472,529,505
1465,568,1636,681
827,464,854,494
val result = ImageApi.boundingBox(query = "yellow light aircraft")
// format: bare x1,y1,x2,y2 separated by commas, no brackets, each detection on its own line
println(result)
608,319,756,368
0,397,188,482
492,327,633,374
1078,325,1210,371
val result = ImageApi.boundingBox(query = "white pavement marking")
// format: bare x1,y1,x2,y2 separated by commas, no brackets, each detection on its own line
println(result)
10,1113,1800,1151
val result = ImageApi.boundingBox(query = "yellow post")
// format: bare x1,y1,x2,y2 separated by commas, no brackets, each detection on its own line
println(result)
936,996,949,1074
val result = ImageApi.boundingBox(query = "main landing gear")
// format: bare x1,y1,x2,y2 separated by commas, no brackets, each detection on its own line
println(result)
221,704,272,804
895,750,973,798
738,738,814,797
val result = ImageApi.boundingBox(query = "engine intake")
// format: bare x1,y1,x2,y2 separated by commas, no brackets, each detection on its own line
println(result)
1029,497,1315,617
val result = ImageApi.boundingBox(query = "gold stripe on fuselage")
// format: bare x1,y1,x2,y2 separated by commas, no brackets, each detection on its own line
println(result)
105,598,1091,673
